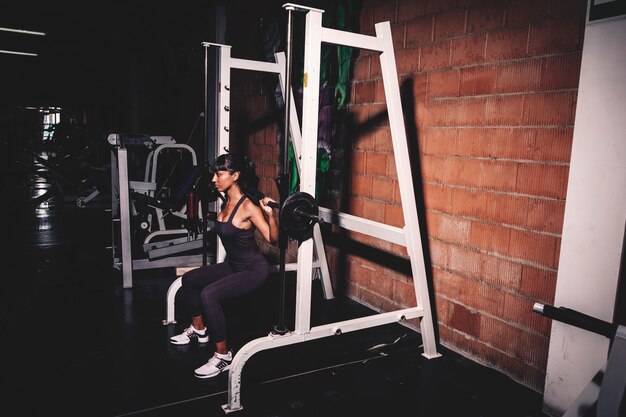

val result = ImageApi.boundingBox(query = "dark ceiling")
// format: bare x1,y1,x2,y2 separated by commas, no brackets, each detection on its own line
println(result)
0,1,223,107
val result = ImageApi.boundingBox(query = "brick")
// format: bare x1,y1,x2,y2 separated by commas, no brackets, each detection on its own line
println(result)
425,0,459,14
428,69,460,98
371,53,382,78
423,183,453,211
469,220,510,254
480,159,518,192
351,173,372,198
372,176,394,201
373,79,386,103
528,16,584,56
395,47,420,74
352,151,367,174
449,245,483,278
352,56,371,82
398,0,427,22
393,275,418,306
455,127,497,157
531,128,573,163
466,0,507,34
353,80,374,104
422,127,458,155
553,238,561,269
390,180,402,204
374,0,397,24
519,266,557,305
485,27,529,61
496,257,523,289
516,163,569,199
456,96,488,126
391,22,406,49
505,0,550,28
373,125,393,152
503,292,551,334
420,41,451,71
495,59,542,94
384,202,404,227
434,8,467,41
441,270,478,305
363,199,386,223
360,287,386,311
431,212,470,245
525,198,565,234
434,292,450,323
365,152,388,176
405,15,434,47
450,34,487,67
516,330,549,368
473,283,504,316
540,52,582,91
522,92,577,126
410,71,428,107
460,64,497,96
428,239,451,269
454,127,565,162
450,187,488,219
485,94,524,126
550,0,587,20
360,4,375,34
386,153,398,178
348,261,373,289
347,196,364,217
421,155,445,182
484,192,530,228
449,302,481,338
481,315,520,353
443,157,482,187
509,229,558,268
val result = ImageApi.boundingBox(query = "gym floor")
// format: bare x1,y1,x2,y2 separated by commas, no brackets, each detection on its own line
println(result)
1,152,552,417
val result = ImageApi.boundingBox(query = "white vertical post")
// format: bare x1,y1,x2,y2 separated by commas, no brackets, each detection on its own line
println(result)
375,22,439,358
294,6,324,333
118,147,134,288
275,52,334,300
214,44,232,263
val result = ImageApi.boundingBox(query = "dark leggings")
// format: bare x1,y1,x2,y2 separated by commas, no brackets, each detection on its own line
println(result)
181,261,269,343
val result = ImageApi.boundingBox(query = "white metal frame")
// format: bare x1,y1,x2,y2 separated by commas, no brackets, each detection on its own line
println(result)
221,4,440,413
161,41,336,324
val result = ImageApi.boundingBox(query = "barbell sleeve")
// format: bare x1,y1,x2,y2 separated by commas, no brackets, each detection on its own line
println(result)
294,207,324,224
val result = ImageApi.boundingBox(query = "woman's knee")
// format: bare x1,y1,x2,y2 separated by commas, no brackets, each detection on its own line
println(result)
199,286,219,305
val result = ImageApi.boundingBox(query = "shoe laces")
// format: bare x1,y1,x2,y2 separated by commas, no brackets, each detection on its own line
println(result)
185,326,196,336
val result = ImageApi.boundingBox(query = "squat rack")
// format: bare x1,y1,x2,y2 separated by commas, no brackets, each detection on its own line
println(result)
221,3,440,413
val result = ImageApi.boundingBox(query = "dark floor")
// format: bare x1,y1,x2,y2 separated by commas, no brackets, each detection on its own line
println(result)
0,149,551,417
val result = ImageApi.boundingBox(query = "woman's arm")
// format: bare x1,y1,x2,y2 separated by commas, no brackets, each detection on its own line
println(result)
247,198,279,244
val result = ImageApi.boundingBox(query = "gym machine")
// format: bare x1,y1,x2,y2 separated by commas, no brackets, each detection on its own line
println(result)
534,303,625,417
108,133,213,288
219,4,440,413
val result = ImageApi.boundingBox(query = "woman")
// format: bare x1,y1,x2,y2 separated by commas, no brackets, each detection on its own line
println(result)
170,153,278,378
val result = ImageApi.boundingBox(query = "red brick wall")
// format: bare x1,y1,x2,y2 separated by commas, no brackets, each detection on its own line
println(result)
227,0,587,393
344,0,587,391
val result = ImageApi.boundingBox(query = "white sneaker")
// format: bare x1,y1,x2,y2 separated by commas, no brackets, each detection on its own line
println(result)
170,326,209,345
194,351,232,378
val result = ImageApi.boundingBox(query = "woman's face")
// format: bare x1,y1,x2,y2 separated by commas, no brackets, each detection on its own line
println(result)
212,169,239,192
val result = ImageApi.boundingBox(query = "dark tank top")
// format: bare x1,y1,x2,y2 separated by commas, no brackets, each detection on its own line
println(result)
214,195,267,271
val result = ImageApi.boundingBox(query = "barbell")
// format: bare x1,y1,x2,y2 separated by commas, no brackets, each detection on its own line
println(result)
269,192,323,241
